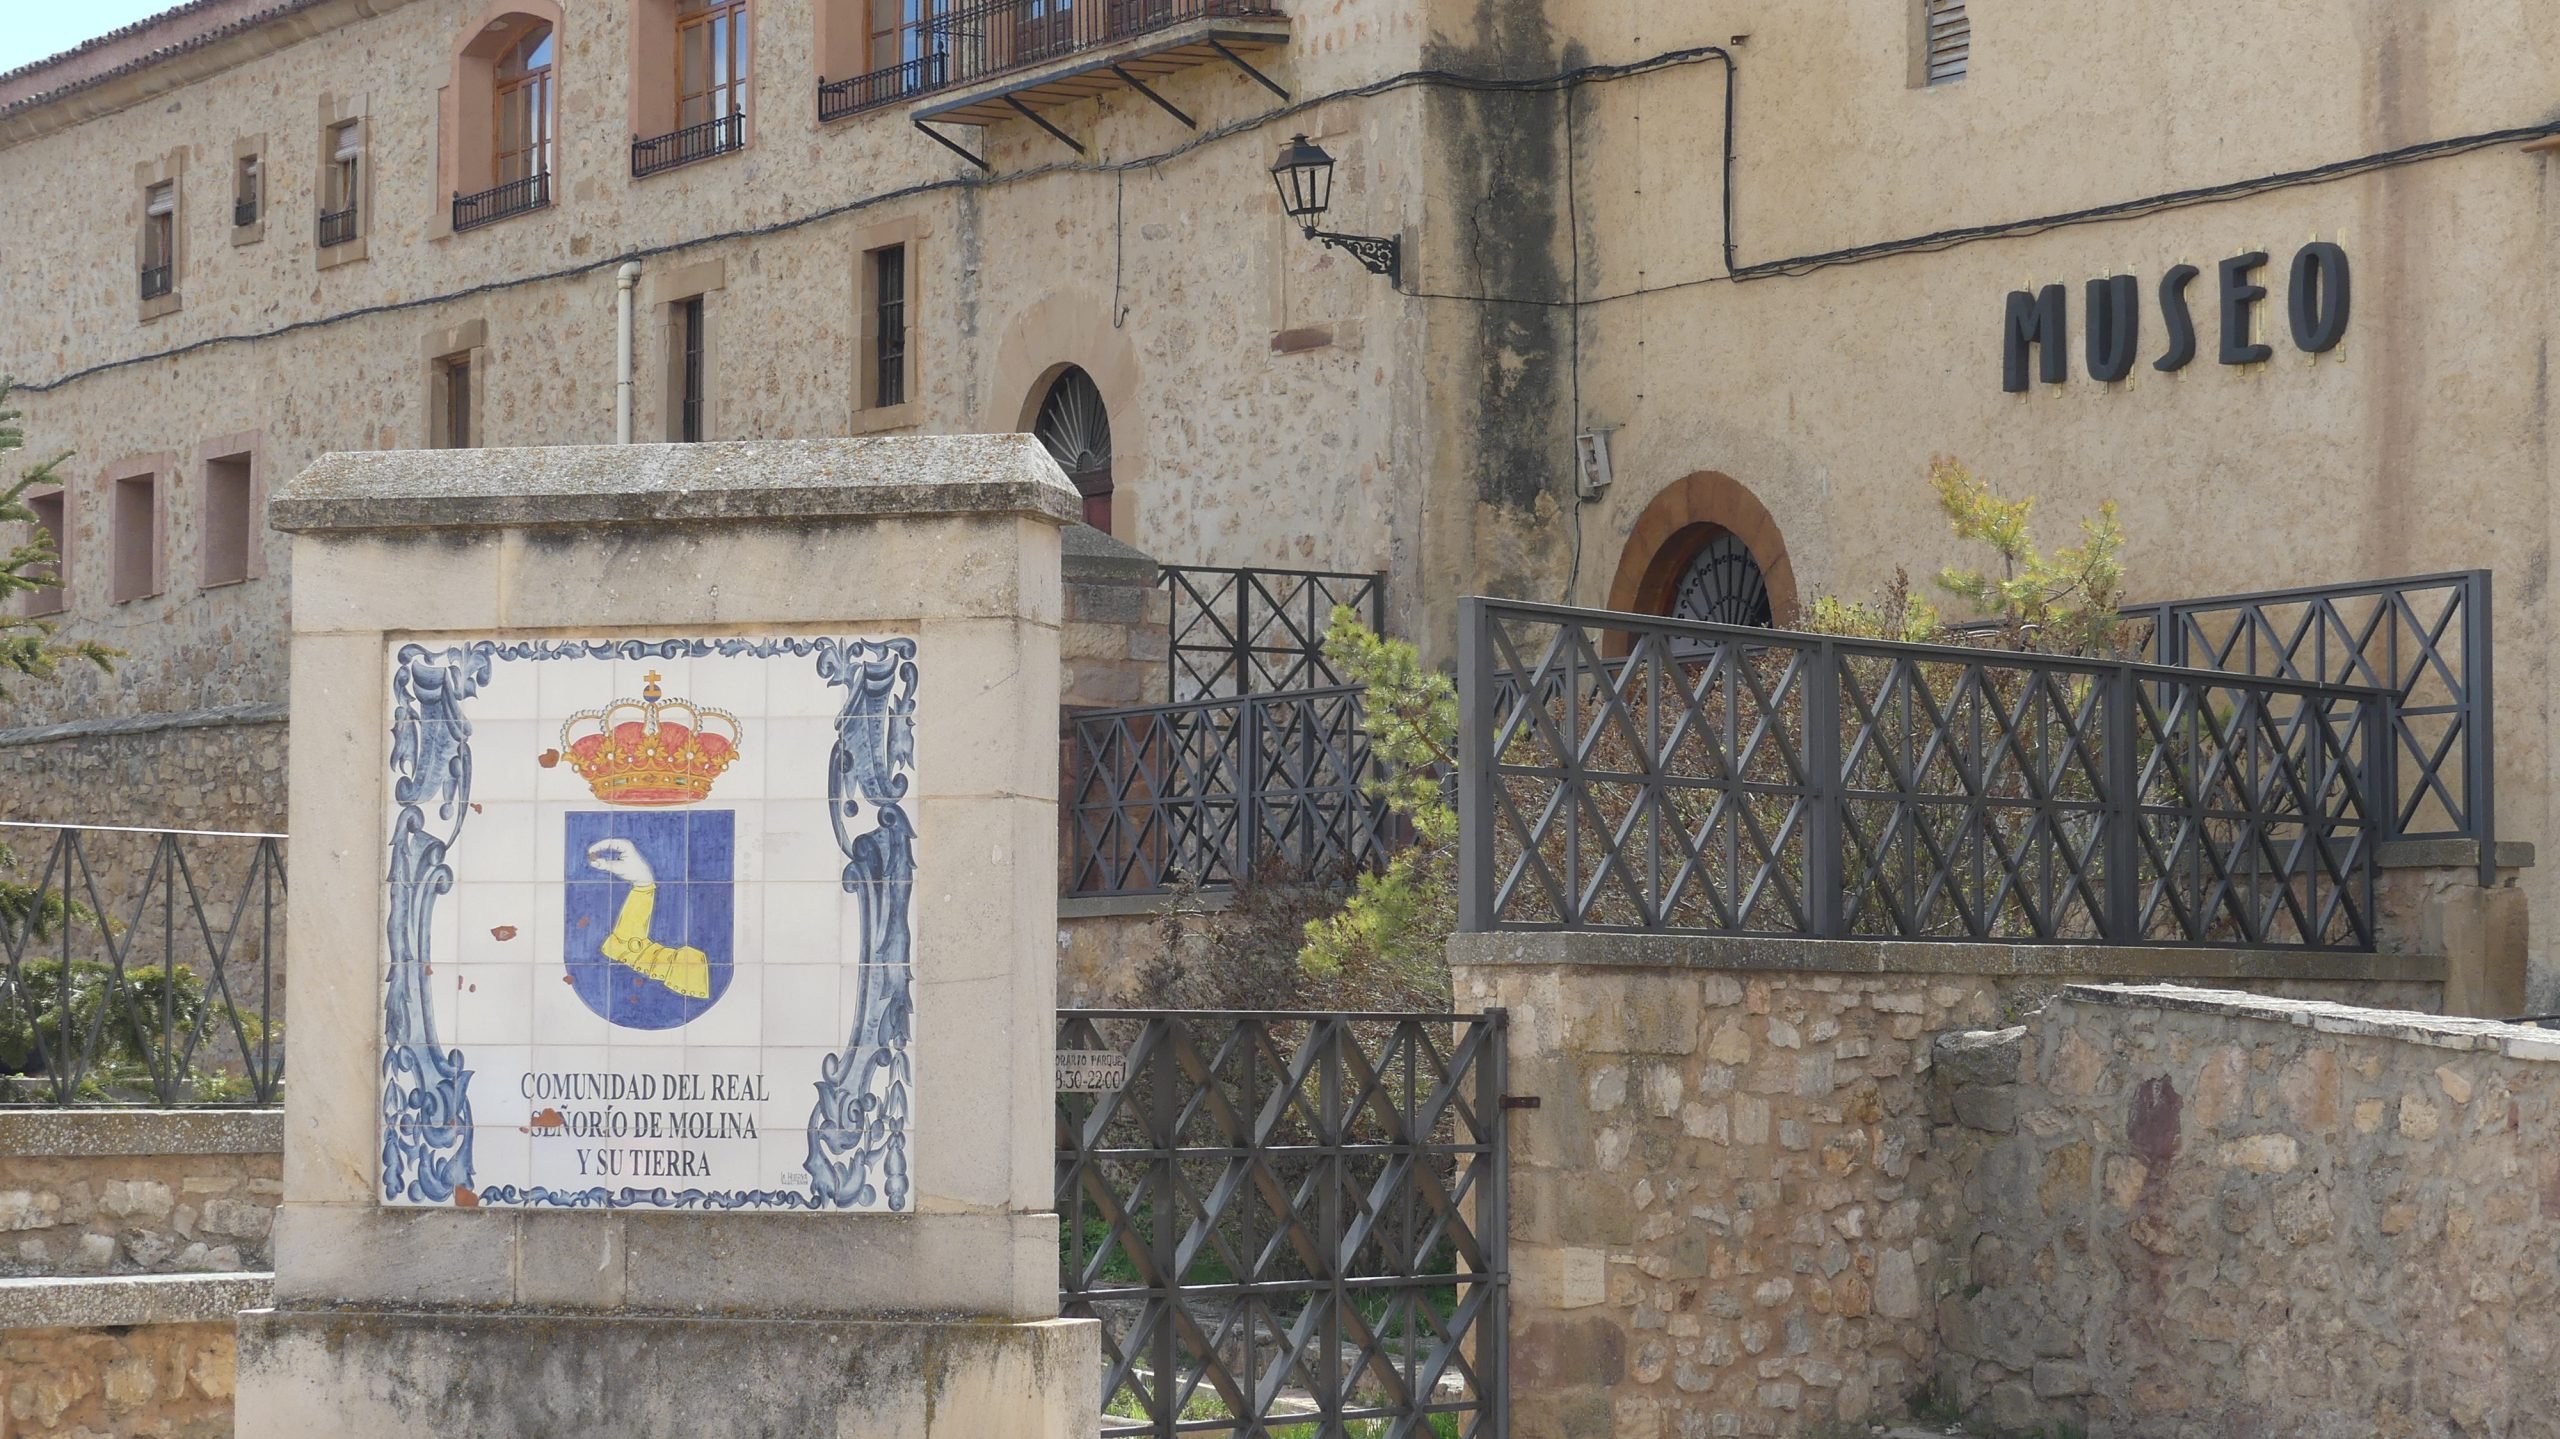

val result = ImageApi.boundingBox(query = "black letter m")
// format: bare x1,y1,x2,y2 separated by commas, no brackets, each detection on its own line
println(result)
2003,284,2068,392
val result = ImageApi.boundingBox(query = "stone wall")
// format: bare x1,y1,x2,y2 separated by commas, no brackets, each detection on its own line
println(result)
1060,525,1170,712
0,712,285,832
1448,932,2448,1436
1932,986,2560,1438
0,1111,281,1278
1,1319,238,1439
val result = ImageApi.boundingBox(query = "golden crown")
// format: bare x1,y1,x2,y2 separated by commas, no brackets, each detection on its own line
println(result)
557,672,743,807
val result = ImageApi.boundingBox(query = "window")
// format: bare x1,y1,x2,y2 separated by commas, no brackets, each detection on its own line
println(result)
495,28,556,186
1920,0,1969,85
678,1,751,129
141,182,175,300
872,245,907,408
1034,366,1112,533
23,489,65,616
321,120,362,245
435,354,477,449
111,472,159,604
202,454,255,588
234,155,261,228
675,296,707,442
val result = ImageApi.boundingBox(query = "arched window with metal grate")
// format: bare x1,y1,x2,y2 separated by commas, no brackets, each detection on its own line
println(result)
1035,366,1114,533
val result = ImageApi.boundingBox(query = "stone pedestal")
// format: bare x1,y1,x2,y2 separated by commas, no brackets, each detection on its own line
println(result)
2376,838,2535,1019
235,439,1097,1437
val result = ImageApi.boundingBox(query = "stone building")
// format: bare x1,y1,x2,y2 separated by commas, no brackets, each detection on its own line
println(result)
1,1,2556,987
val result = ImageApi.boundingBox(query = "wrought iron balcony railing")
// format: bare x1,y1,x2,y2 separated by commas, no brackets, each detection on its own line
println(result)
820,54,948,120
1458,599,2392,951
1163,564,1385,700
452,172,551,232
0,822,285,1107
632,112,746,178
316,206,358,248
233,197,258,228
138,263,172,301
829,0,1281,116
1063,686,1397,897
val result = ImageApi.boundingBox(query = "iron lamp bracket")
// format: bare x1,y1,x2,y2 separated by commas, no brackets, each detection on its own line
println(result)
1304,226,1400,285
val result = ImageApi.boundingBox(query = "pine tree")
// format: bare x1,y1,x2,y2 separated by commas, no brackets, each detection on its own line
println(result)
0,379,114,703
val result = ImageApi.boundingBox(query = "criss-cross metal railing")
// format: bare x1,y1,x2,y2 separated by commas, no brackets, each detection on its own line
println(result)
1164,566,1387,701
1059,1010,1507,1438
2125,572,2493,881
1457,599,2390,950
1064,687,1397,897
0,822,286,1106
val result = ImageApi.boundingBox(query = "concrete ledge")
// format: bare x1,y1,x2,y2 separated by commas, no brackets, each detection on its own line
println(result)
0,1272,272,1329
1446,931,2449,985
236,1307,1099,1437
0,701,287,748
0,1107,284,1157
270,437,1082,532
2377,837,2536,871
2063,983,2560,1060
1060,522,1161,585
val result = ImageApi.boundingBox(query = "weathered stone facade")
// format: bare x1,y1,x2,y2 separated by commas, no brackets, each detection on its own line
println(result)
1933,986,2560,1438
1,1319,238,1439
1449,933,2454,1435
0,1111,281,1278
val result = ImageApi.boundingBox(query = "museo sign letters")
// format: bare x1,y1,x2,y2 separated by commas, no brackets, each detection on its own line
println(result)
2002,242,2349,392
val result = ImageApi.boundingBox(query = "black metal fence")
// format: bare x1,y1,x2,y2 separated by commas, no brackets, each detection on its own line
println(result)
138,263,173,300
632,113,747,178
1058,1010,1506,1438
0,823,285,1106
1064,687,1396,897
1165,565,1388,701
1457,599,2390,950
453,172,550,231
2129,572,2493,880
828,0,1282,116
316,206,358,248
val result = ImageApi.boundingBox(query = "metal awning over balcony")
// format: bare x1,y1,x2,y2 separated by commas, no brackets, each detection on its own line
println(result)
821,0,1289,162
913,9,1287,129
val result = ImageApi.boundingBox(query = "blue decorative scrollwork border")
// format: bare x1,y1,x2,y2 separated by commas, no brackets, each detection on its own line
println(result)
381,635,919,1212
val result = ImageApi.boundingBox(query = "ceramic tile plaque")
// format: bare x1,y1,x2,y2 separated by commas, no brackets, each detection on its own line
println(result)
379,637,917,1213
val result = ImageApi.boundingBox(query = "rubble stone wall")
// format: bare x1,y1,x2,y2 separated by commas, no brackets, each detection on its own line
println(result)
1933,986,2560,1439
1449,933,2446,1436
0,1111,281,1278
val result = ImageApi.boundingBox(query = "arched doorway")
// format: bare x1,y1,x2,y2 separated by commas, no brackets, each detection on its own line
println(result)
1034,366,1113,532
1608,470,1797,627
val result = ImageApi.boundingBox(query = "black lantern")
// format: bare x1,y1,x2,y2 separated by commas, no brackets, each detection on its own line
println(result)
1270,133,1334,226
1269,133,1398,285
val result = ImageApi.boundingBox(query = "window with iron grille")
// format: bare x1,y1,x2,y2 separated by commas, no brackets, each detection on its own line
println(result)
320,120,362,244
872,244,907,408
677,296,707,442
1922,0,1969,85
234,155,261,227
140,182,175,300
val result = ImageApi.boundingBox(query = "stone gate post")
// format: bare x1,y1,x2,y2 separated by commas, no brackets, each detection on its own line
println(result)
234,439,1097,1436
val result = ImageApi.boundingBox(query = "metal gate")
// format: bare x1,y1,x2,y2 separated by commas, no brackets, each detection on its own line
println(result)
1057,1011,1508,1437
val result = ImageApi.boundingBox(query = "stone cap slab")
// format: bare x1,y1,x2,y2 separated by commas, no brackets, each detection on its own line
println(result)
2376,837,2536,871
0,1272,273,1330
270,437,1082,533
2063,982,2560,1060
0,1107,284,1156
1446,931,2448,985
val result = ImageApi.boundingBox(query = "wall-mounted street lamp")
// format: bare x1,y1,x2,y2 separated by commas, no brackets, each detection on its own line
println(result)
1270,134,1400,286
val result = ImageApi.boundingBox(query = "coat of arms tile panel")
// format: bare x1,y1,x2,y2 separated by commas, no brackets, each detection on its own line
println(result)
379,635,918,1212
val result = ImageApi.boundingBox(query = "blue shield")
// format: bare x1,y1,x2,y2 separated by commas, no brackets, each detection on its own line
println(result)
562,809,735,1030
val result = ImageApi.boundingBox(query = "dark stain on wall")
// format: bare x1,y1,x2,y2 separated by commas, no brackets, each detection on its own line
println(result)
1425,4,1572,518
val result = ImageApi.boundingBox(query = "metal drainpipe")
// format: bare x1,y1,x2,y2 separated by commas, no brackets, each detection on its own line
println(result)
615,260,642,443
